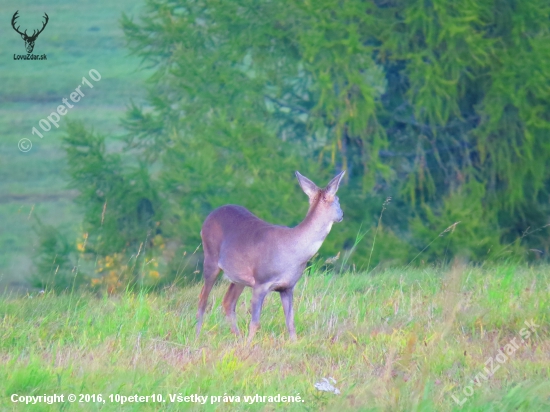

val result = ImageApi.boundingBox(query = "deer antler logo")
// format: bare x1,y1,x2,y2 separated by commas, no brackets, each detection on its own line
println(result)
11,11,49,54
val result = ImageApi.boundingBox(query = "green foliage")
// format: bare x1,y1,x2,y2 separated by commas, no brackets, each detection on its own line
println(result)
63,121,162,256
31,223,83,292
118,0,550,265
373,0,550,259
31,121,172,292
46,0,550,286
409,180,512,263
119,0,392,262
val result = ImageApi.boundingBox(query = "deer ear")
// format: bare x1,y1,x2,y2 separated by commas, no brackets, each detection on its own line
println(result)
325,170,346,197
295,171,319,198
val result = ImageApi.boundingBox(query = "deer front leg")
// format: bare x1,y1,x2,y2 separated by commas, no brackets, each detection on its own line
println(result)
247,286,269,343
280,288,297,341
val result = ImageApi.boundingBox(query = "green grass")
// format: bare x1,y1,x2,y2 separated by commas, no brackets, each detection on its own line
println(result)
0,0,152,286
1,264,549,411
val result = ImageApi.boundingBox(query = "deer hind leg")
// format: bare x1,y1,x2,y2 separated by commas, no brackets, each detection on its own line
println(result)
196,260,220,338
222,283,245,336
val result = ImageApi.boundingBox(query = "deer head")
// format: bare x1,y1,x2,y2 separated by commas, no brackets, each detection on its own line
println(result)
11,11,49,54
296,170,345,223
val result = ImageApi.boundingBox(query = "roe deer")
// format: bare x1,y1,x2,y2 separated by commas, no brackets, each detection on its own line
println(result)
196,170,345,341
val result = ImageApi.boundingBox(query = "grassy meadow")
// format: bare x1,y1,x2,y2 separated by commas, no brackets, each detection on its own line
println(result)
1,264,548,411
0,0,151,287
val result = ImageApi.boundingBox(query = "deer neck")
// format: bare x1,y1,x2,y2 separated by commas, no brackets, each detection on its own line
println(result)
292,201,333,260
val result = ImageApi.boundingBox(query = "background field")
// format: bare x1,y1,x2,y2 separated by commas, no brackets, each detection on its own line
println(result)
1,265,549,411
0,0,151,289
